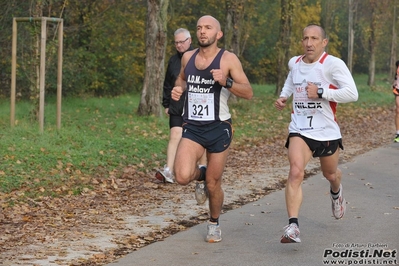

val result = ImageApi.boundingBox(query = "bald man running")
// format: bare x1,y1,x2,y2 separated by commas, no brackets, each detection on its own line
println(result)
171,15,253,243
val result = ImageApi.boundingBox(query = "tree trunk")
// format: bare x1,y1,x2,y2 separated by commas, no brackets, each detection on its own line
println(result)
367,2,377,87
225,0,245,56
225,0,245,103
321,0,333,54
30,1,44,122
275,0,293,96
368,48,376,87
347,0,356,72
137,0,168,116
389,0,397,81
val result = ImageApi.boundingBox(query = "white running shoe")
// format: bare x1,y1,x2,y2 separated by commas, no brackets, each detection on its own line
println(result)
155,165,174,183
280,223,301,243
331,184,346,219
206,222,222,243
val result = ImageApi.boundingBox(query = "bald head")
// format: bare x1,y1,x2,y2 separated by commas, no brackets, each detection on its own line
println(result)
197,15,221,31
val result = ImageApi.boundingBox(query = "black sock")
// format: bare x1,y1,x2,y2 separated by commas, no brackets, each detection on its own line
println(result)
289,217,298,227
197,166,206,181
331,188,340,200
210,217,219,225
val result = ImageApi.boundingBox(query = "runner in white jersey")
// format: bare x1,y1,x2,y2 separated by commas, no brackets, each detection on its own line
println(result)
171,15,252,243
275,24,358,244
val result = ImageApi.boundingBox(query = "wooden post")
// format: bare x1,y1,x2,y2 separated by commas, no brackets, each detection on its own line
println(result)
10,17,63,131
57,20,63,130
39,18,47,133
10,18,17,127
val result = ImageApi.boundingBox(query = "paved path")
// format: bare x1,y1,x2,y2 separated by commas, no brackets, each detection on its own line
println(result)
107,144,399,266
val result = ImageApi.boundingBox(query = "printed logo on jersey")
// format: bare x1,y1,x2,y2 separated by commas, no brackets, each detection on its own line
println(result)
187,75,214,93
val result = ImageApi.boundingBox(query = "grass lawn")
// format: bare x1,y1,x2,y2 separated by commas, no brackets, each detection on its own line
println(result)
0,74,394,199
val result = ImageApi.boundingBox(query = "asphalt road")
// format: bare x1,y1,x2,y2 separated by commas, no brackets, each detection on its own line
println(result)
107,143,399,266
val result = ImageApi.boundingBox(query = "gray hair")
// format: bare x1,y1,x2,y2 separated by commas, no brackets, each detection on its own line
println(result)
174,28,191,38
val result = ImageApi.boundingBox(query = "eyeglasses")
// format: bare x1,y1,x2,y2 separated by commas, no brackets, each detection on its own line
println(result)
174,37,189,46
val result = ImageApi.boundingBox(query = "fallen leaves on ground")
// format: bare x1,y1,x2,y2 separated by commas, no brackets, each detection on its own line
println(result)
0,106,396,265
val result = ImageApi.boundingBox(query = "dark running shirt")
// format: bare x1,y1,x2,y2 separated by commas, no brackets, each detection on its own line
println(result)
182,48,231,126
162,46,193,116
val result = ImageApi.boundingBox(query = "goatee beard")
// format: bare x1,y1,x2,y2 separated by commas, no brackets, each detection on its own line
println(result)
198,41,211,48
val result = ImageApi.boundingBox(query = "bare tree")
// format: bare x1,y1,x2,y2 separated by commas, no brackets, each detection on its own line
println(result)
138,0,168,116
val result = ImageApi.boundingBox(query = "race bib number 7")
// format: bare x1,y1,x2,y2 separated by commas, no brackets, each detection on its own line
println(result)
296,110,325,131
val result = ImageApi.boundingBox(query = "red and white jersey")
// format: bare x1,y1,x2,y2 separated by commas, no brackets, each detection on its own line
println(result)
280,52,358,141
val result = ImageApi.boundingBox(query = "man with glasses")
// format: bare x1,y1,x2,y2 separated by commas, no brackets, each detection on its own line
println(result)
156,28,206,183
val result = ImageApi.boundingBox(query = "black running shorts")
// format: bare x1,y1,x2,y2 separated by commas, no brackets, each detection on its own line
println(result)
285,133,343,158
182,120,233,153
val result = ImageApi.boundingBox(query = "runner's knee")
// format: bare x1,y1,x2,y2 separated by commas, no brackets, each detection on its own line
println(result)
323,168,341,182
288,165,305,184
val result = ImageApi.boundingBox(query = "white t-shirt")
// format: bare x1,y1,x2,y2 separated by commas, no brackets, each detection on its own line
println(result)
280,52,358,141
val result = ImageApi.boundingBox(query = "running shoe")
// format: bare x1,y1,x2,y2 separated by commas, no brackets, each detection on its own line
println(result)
331,184,346,219
195,182,208,205
195,166,208,205
206,222,222,243
394,134,399,143
280,223,301,243
155,165,174,183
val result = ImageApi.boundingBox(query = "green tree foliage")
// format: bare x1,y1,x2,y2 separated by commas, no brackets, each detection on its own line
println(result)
355,0,393,78
1,0,147,98
61,0,147,96
0,0,397,100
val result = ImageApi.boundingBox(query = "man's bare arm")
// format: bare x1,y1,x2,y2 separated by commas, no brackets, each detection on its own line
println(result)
213,51,253,100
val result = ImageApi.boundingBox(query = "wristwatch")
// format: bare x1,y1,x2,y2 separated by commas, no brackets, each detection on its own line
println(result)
317,88,323,98
226,77,233,89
